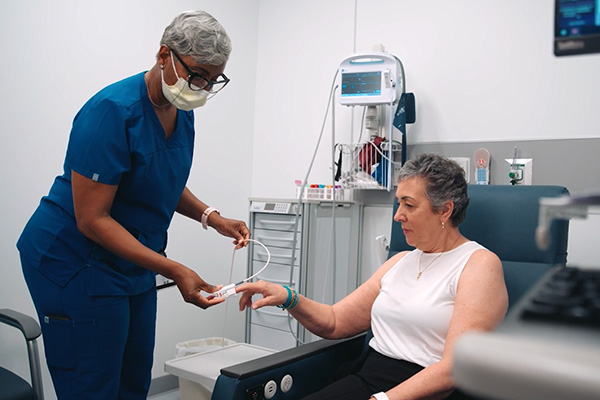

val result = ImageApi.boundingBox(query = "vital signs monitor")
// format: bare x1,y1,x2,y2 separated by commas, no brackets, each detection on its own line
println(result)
339,52,404,106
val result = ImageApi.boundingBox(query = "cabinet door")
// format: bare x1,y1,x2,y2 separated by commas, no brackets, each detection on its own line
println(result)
303,203,362,305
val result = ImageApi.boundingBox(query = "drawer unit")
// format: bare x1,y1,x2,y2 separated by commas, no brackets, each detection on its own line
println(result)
253,228,300,250
252,307,299,332
246,198,362,352
253,213,300,232
252,245,300,267
249,323,298,351
252,261,300,287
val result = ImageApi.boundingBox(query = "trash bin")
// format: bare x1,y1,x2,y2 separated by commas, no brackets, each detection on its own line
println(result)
170,337,237,400
175,337,236,358
166,339,275,400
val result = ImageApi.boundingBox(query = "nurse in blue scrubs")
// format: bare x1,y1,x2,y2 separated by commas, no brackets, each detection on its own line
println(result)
16,10,248,400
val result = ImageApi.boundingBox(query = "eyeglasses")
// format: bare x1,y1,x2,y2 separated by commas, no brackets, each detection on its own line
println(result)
170,50,230,94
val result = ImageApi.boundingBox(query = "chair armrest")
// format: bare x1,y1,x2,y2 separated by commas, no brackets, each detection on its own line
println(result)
0,308,41,341
212,333,367,399
0,308,45,400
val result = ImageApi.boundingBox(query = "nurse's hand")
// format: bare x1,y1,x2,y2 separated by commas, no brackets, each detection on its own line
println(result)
174,268,225,309
208,214,250,249
236,281,288,311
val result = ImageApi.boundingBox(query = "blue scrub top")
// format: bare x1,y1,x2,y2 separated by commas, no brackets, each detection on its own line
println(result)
18,72,195,295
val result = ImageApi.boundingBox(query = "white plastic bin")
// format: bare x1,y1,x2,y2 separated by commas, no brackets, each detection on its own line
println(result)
175,337,236,358
166,340,275,400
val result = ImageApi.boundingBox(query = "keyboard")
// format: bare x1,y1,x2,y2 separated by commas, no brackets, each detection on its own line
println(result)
520,266,600,327
453,265,600,400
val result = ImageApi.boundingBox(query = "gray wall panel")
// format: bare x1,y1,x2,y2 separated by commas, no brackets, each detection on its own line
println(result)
408,138,600,194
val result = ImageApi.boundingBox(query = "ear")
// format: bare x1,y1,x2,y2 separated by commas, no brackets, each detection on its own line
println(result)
157,45,171,68
439,200,454,224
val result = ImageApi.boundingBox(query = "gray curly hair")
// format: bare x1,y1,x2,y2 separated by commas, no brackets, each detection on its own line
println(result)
160,10,232,65
397,153,470,226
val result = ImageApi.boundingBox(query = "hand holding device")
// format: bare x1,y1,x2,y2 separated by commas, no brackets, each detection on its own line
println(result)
212,239,271,300
212,283,239,299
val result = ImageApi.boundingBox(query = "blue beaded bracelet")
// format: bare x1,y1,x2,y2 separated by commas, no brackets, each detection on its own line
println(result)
287,289,299,310
277,285,293,309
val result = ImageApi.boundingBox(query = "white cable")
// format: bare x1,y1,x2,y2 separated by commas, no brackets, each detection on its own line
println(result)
329,90,337,303
218,239,271,347
357,106,368,144
243,239,271,282
286,70,340,346
212,239,271,299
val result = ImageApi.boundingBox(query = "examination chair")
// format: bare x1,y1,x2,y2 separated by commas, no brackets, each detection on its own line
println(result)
209,185,569,399
388,184,569,309
0,309,44,400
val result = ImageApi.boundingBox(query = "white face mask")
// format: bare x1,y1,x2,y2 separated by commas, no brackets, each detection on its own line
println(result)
161,52,208,111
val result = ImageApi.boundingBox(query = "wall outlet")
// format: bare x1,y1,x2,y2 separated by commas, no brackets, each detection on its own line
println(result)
505,158,533,185
449,157,471,183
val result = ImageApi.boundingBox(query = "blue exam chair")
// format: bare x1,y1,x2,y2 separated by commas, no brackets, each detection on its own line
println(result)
210,185,569,399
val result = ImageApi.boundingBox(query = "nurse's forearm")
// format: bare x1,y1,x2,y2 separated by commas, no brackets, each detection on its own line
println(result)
78,214,223,308
176,187,209,222
78,214,185,279
71,170,188,279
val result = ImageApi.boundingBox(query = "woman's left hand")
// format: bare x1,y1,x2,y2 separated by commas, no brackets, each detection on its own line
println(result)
209,214,250,249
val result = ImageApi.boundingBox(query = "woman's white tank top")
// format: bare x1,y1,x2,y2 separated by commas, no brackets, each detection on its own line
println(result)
369,241,485,367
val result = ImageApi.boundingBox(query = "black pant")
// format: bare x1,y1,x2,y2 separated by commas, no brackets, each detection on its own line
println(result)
301,349,477,400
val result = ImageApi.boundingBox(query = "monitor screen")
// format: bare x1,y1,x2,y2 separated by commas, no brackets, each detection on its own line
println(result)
554,0,600,56
341,71,382,97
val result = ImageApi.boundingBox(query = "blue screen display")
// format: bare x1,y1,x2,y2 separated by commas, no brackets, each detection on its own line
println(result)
341,72,381,96
555,0,600,55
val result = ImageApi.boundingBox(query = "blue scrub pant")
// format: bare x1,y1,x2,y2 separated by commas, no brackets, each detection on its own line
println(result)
21,257,157,400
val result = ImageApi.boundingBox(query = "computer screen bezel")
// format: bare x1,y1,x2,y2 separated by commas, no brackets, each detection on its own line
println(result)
554,0,600,56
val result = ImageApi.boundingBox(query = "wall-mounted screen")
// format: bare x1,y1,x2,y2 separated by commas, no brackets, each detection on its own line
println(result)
554,0,600,56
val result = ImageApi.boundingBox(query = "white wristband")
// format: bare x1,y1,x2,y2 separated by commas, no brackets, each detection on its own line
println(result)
201,207,219,230
372,392,389,400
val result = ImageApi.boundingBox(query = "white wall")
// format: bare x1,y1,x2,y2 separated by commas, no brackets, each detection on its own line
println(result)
252,0,600,200
0,0,258,398
3,0,600,397
251,1,600,277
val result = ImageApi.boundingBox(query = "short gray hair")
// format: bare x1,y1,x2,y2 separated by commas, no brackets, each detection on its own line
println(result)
397,153,470,226
160,10,232,65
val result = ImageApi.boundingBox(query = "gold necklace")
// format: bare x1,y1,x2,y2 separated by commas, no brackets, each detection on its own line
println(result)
417,235,461,280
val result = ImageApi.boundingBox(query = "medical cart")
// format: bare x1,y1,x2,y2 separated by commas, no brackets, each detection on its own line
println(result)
246,198,363,351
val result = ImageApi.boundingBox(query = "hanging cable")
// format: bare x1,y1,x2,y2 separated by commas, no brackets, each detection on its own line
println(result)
286,70,340,345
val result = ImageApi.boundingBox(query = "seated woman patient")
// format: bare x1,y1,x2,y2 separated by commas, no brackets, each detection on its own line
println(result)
236,153,508,400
